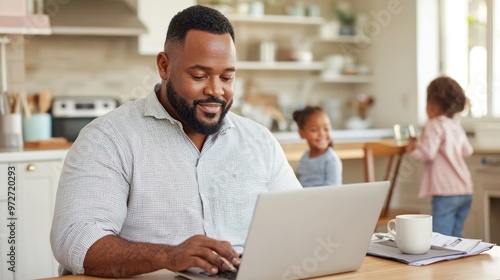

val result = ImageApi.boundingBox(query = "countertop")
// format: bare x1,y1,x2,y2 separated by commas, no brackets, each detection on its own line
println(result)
273,128,395,144
0,147,68,162
0,128,499,163
276,128,396,161
281,137,500,162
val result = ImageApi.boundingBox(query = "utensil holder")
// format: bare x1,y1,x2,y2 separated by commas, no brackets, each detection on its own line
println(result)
22,113,52,141
0,113,23,149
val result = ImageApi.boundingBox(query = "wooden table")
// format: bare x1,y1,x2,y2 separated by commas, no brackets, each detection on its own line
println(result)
39,246,500,280
280,139,406,162
281,142,367,162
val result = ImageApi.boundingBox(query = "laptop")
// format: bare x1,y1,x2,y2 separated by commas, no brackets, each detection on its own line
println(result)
178,181,390,280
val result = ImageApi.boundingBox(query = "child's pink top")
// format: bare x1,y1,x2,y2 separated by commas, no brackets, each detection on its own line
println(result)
411,115,473,198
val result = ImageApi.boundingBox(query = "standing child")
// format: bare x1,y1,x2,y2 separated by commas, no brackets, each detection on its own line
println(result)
406,76,473,237
293,106,342,187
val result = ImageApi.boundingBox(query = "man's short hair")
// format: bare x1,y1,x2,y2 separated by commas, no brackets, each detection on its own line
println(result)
165,5,235,50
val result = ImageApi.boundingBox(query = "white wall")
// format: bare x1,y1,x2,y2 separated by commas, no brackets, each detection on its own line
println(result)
417,0,440,125
356,0,419,128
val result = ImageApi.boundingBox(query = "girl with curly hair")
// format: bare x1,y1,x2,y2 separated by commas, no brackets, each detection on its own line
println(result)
406,76,473,237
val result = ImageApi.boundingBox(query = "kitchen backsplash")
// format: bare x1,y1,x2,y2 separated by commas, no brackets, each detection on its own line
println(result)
4,35,26,93
25,36,158,103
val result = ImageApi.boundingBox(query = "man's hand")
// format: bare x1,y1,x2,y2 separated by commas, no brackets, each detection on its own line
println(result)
165,235,240,274
83,235,240,277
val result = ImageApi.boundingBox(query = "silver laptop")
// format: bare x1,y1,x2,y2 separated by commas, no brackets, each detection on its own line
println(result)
178,181,389,280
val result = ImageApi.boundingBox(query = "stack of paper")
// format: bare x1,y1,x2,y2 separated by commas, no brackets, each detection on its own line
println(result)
367,232,495,266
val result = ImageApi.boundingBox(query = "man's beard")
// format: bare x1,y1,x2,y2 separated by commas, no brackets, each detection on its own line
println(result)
166,80,232,135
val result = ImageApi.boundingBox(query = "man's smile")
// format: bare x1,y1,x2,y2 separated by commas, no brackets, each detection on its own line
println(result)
197,103,222,114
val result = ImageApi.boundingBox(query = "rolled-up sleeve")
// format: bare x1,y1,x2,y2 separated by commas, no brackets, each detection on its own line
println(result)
50,121,130,274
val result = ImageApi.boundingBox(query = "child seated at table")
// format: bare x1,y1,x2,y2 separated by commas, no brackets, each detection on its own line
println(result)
293,106,342,187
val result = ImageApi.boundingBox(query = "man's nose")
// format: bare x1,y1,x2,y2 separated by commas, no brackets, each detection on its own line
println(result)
205,78,224,98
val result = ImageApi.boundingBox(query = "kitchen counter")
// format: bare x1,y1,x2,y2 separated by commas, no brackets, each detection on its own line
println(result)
282,141,368,161
0,147,68,162
273,128,395,144
1,143,363,163
275,128,397,161
0,133,498,163
467,139,500,154
281,137,500,162
276,128,398,161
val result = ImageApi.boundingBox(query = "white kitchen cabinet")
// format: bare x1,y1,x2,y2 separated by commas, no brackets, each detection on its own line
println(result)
0,0,51,35
461,153,500,242
137,0,196,55
0,159,63,280
463,155,484,240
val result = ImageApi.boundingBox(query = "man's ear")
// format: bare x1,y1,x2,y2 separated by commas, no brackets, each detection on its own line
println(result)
156,52,169,80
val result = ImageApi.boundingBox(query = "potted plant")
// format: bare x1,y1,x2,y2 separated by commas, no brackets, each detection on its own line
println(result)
336,1,356,35
201,0,233,13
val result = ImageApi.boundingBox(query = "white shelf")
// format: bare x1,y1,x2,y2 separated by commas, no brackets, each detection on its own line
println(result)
317,35,371,44
226,14,325,25
319,75,372,83
236,62,372,83
236,61,324,71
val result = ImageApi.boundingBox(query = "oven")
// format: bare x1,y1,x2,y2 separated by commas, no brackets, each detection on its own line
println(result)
51,96,118,142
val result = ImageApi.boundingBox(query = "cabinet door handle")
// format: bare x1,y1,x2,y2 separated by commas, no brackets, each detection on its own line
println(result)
26,164,37,172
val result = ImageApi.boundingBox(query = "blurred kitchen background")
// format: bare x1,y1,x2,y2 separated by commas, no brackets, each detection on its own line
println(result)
0,0,499,137
3,2,500,279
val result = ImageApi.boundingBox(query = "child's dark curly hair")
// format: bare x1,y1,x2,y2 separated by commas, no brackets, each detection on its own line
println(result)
292,106,325,129
427,76,466,118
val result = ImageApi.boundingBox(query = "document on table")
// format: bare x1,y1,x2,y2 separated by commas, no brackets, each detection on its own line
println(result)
367,232,495,266
430,232,480,253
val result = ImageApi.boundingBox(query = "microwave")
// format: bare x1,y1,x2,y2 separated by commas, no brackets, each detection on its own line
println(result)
51,97,118,142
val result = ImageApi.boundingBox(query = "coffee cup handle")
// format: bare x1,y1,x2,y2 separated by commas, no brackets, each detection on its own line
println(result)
387,219,397,237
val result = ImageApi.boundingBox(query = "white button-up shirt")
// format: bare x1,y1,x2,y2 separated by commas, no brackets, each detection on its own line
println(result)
50,90,302,274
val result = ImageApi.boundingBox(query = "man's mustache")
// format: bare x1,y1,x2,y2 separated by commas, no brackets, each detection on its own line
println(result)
194,98,226,107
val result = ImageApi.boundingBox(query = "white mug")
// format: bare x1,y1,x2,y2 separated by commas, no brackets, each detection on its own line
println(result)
387,214,432,254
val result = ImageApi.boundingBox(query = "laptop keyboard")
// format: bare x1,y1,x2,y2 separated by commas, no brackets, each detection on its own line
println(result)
199,269,238,280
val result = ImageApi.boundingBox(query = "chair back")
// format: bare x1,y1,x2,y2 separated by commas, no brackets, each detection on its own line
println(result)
363,142,406,218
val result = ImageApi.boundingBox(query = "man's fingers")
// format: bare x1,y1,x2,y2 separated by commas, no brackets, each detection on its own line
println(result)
174,235,240,273
214,240,239,266
220,256,237,271
189,256,219,275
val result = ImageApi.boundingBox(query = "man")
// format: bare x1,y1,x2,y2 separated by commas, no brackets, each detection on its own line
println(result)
50,5,302,277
